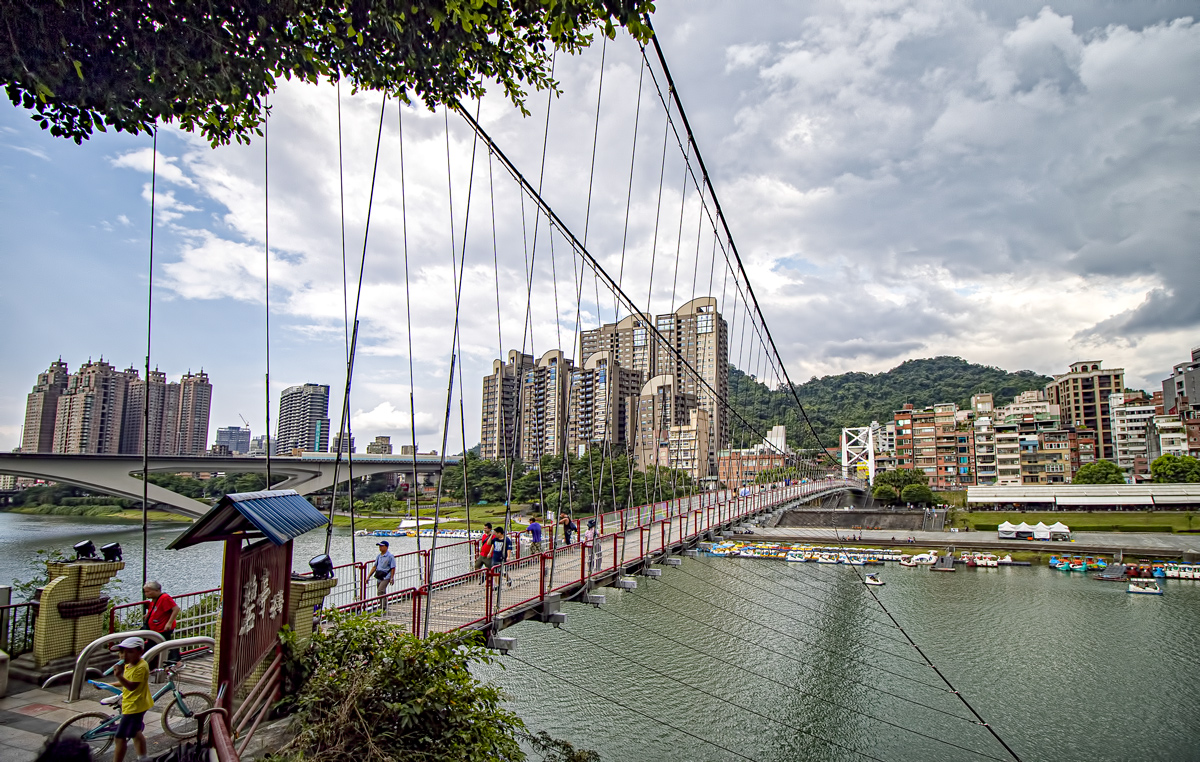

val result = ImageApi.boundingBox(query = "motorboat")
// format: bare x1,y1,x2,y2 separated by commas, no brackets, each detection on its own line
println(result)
1127,580,1163,595
931,553,956,572
864,573,885,586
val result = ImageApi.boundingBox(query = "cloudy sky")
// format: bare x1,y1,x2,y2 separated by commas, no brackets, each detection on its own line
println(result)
2,0,1199,453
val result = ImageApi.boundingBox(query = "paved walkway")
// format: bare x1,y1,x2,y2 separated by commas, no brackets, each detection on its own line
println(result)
750,527,1200,557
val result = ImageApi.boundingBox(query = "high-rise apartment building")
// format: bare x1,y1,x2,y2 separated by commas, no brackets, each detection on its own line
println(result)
216,426,252,454
330,433,355,454
1044,361,1124,461
893,403,973,489
276,383,331,454
22,359,69,453
480,351,534,461
580,297,728,474
518,350,572,461
52,359,127,454
629,375,698,473
175,371,212,456
119,368,176,455
366,436,393,454
566,350,643,457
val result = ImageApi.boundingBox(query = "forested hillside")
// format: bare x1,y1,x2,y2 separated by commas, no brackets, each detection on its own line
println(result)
728,356,1051,449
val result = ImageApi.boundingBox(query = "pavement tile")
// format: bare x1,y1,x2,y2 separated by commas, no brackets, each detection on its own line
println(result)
0,709,61,736
10,704,59,718
0,725,47,752
0,742,38,762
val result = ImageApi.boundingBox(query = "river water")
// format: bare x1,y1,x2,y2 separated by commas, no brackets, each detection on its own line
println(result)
483,555,1200,762
3,513,1198,760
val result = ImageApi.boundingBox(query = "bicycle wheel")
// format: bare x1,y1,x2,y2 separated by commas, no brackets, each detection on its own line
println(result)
53,711,115,758
161,690,215,739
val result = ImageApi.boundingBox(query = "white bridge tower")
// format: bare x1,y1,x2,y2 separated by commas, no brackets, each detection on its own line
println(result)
841,424,877,483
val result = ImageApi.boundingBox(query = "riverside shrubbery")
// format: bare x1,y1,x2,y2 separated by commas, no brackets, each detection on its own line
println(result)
272,612,596,762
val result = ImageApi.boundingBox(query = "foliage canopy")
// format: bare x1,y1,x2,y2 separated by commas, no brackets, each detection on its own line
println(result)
729,356,1051,450
1072,459,1126,485
900,483,934,505
872,484,897,503
874,468,927,491
2,0,654,146
1150,454,1200,483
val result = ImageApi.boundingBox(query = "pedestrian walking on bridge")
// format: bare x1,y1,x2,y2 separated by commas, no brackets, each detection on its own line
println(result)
142,580,178,664
374,541,396,612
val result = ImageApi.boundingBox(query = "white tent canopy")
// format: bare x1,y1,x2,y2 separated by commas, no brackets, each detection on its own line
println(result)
1048,521,1071,538
1033,522,1051,539
997,521,1017,539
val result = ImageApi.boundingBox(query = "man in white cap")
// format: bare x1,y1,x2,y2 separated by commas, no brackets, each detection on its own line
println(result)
374,540,396,611
112,636,154,762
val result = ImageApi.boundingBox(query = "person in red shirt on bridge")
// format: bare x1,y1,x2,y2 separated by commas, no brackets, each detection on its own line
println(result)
143,580,178,663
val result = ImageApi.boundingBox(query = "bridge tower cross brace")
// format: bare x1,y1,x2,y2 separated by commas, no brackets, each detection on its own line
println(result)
840,426,876,484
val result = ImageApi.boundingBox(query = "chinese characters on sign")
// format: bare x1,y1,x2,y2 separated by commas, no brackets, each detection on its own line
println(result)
238,569,287,636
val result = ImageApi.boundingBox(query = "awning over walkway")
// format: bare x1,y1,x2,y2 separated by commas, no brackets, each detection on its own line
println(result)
168,489,329,549
968,484,1200,507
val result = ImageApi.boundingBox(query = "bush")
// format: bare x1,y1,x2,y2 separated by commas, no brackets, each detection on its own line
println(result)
872,485,897,503
900,484,935,506
271,612,527,762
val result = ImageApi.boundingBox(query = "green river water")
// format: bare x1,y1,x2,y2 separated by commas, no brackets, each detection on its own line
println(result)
482,555,1200,762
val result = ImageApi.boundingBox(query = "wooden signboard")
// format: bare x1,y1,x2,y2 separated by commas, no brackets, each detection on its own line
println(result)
216,537,293,701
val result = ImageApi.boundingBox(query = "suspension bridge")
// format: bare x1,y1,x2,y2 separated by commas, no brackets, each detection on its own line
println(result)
10,12,1026,762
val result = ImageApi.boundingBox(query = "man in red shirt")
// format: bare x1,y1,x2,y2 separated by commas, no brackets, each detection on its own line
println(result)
474,522,494,583
143,580,178,663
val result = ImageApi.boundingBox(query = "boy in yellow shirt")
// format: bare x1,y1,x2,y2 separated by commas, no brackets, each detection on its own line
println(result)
112,636,154,762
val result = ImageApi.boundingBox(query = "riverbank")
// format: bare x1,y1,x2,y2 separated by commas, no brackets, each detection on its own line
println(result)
751,526,1200,560
952,510,1200,533
3,504,191,522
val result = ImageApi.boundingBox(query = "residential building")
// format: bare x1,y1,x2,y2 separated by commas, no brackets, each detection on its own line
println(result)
668,408,711,483
1162,346,1200,415
517,349,573,461
119,368,176,456
1020,425,1095,484
629,375,697,473
330,433,355,454
1147,415,1188,460
566,350,643,457
651,297,729,474
210,443,231,456
52,359,127,454
216,426,252,455
893,403,972,490
480,351,534,461
1109,392,1157,476
175,371,212,456
973,416,998,485
1044,361,1124,460
717,426,791,487
366,436,393,455
276,383,331,454
995,390,1059,424
21,359,69,453
248,435,268,455
580,297,728,474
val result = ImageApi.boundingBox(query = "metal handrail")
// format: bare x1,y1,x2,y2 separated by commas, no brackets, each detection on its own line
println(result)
46,629,166,702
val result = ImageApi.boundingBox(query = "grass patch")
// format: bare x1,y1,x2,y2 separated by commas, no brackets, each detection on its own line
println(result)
954,510,1200,534
5,504,190,522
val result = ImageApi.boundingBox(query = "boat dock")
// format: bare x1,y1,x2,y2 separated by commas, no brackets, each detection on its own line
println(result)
747,527,1200,560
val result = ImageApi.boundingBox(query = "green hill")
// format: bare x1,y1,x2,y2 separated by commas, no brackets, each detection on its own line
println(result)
728,356,1051,450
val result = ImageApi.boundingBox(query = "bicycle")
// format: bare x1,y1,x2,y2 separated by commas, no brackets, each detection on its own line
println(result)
50,659,215,757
